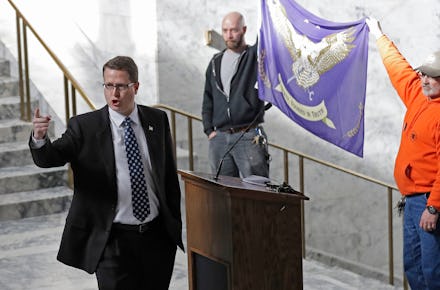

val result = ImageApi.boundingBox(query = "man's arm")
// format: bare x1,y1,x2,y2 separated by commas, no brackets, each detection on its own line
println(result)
29,109,77,168
366,17,422,108
202,62,215,137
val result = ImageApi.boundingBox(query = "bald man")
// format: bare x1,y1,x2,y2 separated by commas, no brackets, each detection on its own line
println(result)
202,12,270,178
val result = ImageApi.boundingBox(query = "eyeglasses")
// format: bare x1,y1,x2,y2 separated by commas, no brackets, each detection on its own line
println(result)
103,83,136,91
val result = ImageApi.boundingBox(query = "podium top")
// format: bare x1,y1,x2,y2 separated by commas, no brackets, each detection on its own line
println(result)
178,170,309,202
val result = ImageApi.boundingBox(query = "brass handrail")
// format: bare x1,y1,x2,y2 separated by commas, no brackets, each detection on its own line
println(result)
7,0,96,124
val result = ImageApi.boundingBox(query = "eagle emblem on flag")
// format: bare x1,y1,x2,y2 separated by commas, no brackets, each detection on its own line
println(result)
258,0,370,156
267,0,356,92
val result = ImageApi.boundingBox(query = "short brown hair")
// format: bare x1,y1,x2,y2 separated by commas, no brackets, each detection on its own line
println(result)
102,56,138,82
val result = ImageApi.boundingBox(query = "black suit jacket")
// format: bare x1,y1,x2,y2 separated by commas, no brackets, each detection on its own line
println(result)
29,105,183,274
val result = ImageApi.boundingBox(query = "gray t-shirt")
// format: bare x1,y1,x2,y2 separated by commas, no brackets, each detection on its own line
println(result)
221,49,241,97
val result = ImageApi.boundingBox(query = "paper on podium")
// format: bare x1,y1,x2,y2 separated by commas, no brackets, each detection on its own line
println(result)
242,175,272,186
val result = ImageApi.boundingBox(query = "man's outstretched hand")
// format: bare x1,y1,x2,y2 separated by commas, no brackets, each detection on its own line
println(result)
365,17,384,40
32,107,51,140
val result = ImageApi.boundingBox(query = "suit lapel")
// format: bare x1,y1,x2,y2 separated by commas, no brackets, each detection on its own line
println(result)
96,107,116,183
137,106,162,187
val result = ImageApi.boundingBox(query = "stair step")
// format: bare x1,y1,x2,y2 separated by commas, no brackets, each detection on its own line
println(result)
0,59,10,77
0,95,20,104
0,186,72,221
0,164,68,195
0,96,26,120
0,118,53,144
0,141,34,168
0,76,18,98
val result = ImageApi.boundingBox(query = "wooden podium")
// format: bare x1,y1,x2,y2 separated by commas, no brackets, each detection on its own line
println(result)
178,170,308,290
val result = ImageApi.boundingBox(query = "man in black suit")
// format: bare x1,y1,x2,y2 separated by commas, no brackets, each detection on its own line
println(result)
29,56,183,289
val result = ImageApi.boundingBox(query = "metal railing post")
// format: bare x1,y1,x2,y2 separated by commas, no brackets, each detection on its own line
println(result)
188,118,194,171
299,156,305,258
283,150,289,183
404,274,409,290
15,13,25,120
22,22,31,121
388,187,394,285
170,111,177,164
64,76,70,123
71,83,77,116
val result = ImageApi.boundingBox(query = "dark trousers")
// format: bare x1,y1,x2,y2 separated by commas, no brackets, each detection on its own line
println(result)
96,220,177,290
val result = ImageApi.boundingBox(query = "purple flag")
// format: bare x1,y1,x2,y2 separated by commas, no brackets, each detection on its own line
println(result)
258,0,369,157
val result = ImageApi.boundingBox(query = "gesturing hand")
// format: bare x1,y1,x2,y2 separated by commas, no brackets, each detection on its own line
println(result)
32,108,51,140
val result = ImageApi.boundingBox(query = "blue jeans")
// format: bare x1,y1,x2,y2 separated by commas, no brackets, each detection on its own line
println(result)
403,194,440,290
208,126,269,178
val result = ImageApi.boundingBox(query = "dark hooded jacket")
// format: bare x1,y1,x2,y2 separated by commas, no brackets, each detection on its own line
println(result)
202,44,265,136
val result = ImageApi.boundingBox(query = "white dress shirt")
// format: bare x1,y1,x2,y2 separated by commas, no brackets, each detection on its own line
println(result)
109,105,159,224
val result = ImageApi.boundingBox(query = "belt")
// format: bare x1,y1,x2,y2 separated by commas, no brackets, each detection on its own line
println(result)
112,217,160,233
407,192,430,198
222,124,257,134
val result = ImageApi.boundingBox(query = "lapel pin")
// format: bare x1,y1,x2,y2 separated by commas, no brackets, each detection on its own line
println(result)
149,126,154,131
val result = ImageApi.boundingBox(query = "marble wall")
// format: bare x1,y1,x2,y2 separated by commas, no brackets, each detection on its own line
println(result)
155,1,438,280
0,0,439,283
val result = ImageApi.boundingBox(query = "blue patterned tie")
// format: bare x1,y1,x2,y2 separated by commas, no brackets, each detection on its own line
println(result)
123,117,150,221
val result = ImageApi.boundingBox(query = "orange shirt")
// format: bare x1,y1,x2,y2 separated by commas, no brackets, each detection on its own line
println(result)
377,35,440,209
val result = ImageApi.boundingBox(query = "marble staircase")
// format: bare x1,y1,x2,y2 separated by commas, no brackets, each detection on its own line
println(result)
0,57,72,222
